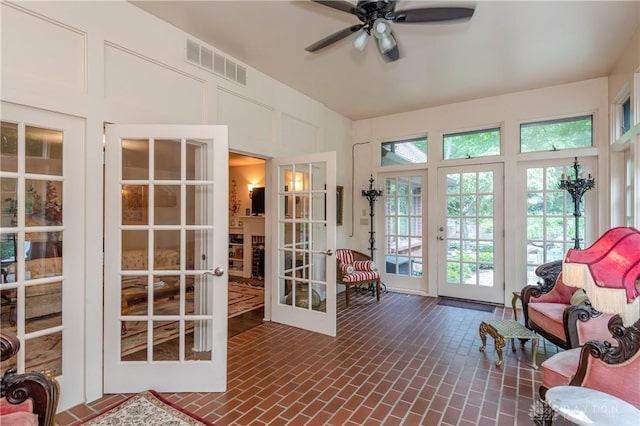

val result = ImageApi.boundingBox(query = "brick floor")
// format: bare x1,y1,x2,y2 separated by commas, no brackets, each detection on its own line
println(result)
54,291,566,425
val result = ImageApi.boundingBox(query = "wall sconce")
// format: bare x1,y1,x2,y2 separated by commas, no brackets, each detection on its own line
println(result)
248,184,254,198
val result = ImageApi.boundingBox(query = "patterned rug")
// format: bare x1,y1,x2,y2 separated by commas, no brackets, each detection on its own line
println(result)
228,280,264,318
81,390,213,425
19,280,264,369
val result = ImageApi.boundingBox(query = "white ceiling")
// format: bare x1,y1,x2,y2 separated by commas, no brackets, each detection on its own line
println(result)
132,0,640,121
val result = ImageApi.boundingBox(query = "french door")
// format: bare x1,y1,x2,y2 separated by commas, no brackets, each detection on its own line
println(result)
0,102,84,410
378,171,427,294
270,152,336,336
523,158,597,285
437,163,504,304
104,124,228,393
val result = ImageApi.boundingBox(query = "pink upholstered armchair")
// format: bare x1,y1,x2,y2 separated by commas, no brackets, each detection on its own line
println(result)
521,264,613,349
1,332,59,426
538,315,640,418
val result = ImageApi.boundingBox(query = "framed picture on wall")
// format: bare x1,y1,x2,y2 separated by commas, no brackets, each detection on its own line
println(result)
122,185,148,225
336,185,344,226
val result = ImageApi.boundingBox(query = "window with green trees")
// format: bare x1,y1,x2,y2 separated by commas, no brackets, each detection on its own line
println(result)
525,165,578,284
384,175,423,277
520,115,592,153
443,128,500,160
381,138,427,166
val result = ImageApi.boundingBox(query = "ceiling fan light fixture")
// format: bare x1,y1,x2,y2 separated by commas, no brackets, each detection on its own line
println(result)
372,18,391,39
377,32,396,53
353,28,369,51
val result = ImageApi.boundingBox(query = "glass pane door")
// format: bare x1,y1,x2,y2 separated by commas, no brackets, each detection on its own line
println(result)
379,171,426,294
104,124,228,393
0,104,84,410
438,164,504,304
271,151,336,337
524,158,596,284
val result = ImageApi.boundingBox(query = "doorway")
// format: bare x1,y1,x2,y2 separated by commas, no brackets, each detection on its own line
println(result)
437,163,505,304
228,152,266,336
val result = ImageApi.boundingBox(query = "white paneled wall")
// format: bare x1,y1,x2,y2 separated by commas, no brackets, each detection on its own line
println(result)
0,0,351,405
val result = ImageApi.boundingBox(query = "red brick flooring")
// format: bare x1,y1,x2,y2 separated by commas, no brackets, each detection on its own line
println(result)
54,291,564,425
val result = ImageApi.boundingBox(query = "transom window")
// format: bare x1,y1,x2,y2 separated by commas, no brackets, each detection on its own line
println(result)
622,97,631,134
443,128,500,160
381,137,427,166
520,115,592,153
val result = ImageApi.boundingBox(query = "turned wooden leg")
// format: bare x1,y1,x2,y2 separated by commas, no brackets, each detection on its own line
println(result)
494,334,506,367
345,284,350,307
531,337,539,369
479,322,488,352
375,280,380,302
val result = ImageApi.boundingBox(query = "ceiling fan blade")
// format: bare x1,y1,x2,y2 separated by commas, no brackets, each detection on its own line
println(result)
305,24,364,52
393,7,475,23
311,0,363,16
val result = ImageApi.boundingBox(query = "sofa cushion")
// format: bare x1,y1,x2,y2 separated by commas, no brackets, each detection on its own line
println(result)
340,263,355,275
533,273,577,304
0,412,38,426
341,271,379,283
335,249,354,265
0,397,33,415
528,303,568,345
541,347,581,388
353,260,377,271
0,397,37,426
122,249,179,270
570,288,590,305
25,257,62,279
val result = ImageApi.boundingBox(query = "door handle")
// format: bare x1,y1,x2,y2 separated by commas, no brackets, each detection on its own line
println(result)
437,236,445,241
204,267,225,277
321,249,333,256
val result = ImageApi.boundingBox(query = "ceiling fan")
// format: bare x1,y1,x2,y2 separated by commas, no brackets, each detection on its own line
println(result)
305,0,475,62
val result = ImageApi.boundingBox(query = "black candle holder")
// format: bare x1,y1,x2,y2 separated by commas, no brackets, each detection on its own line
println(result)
559,157,595,249
361,174,383,259
361,174,386,294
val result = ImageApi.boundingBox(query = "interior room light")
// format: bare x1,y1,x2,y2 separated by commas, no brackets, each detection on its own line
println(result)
353,28,369,51
372,18,395,53
377,34,396,53
372,18,391,39
248,183,254,198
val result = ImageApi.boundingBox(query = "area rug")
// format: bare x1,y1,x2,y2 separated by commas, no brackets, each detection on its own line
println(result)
81,390,213,425
437,297,496,313
20,281,264,370
228,280,264,318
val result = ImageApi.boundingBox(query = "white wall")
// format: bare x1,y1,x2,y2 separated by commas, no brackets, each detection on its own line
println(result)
608,18,640,228
1,0,350,403
350,77,610,299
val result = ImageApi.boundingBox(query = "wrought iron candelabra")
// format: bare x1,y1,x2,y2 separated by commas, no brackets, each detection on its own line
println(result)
559,157,595,249
362,174,383,259
361,174,386,294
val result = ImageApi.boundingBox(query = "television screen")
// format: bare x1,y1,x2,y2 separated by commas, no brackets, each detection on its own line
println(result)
251,187,265,215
